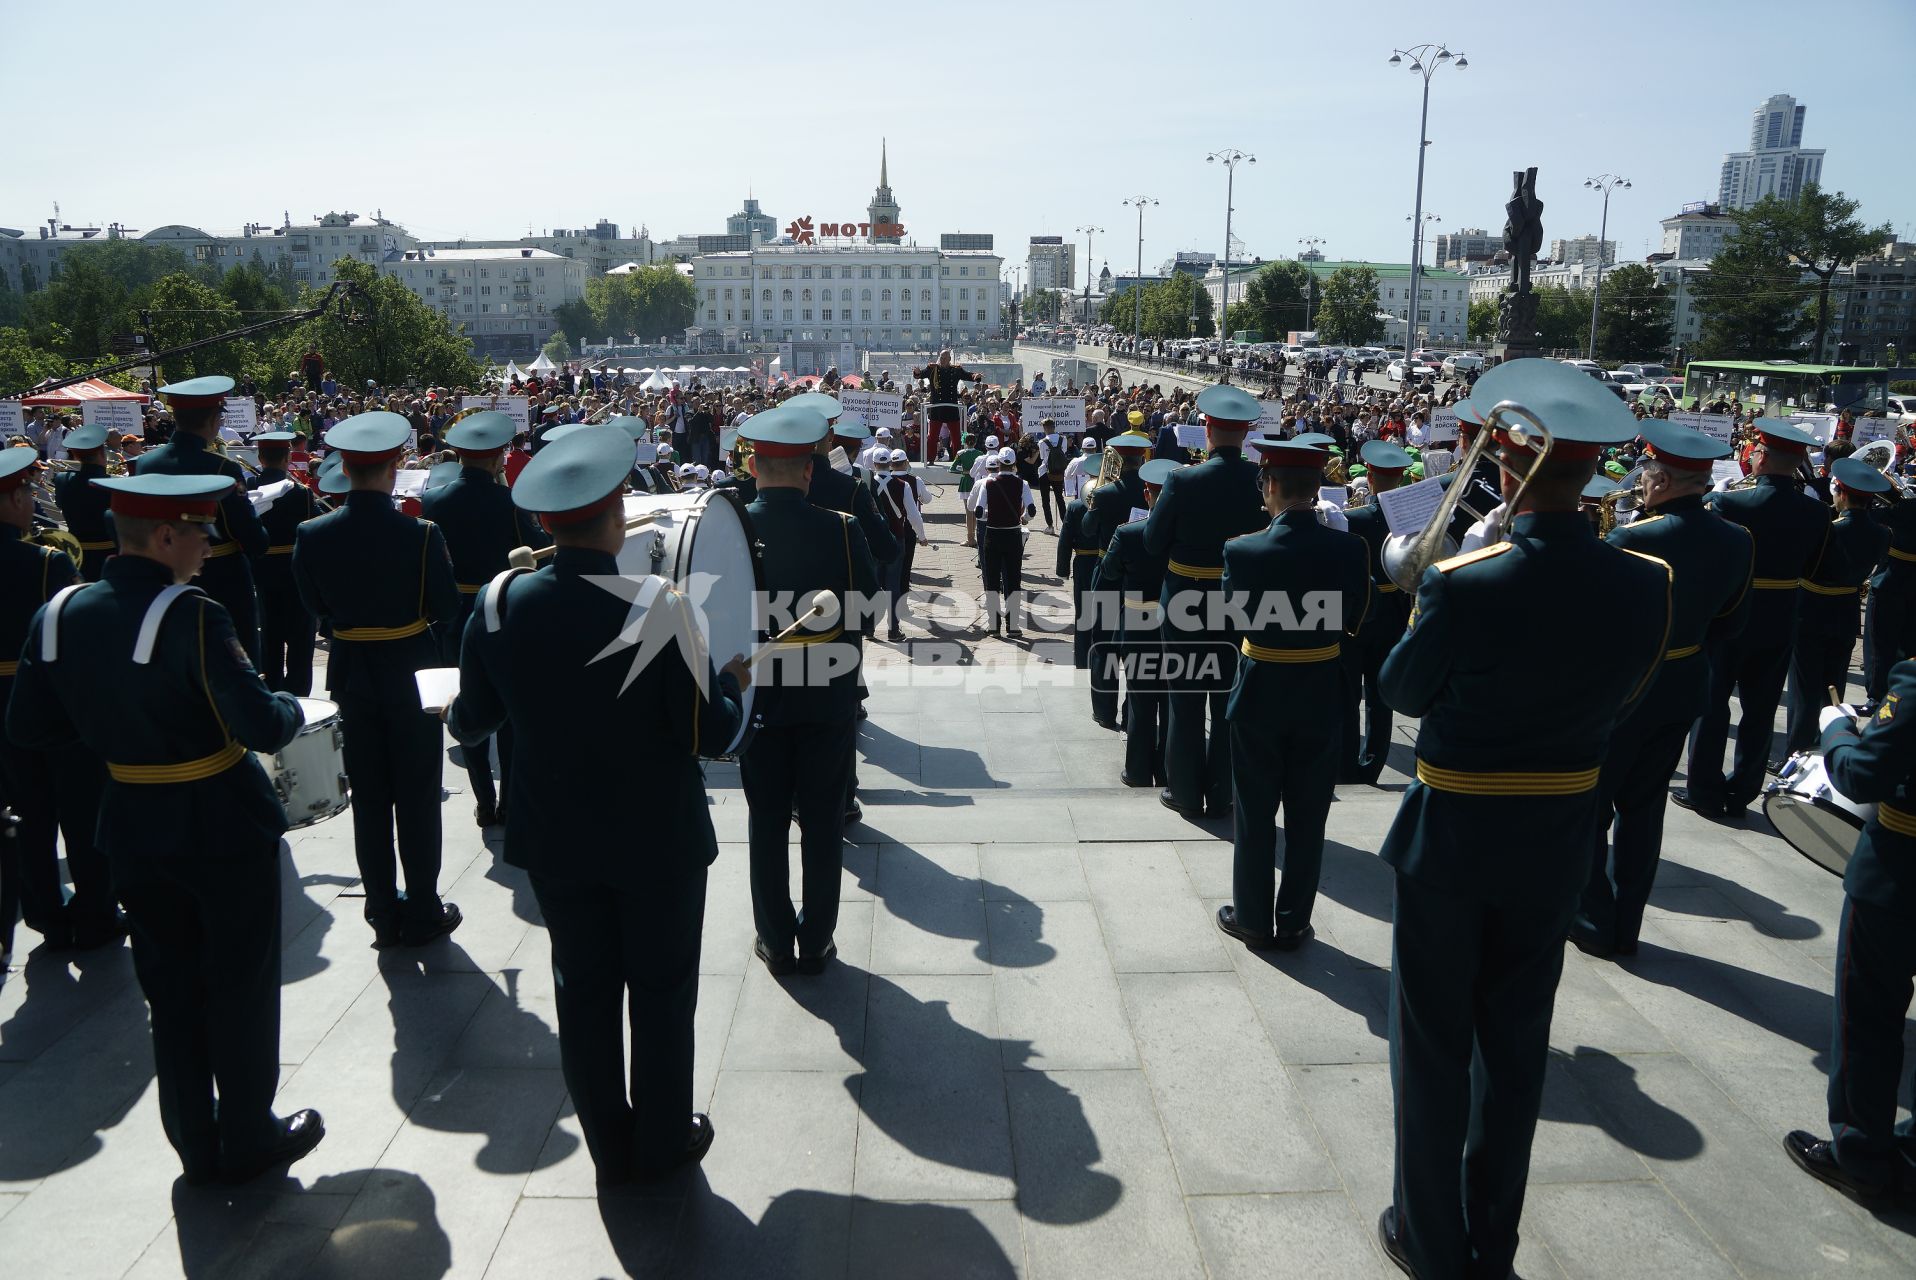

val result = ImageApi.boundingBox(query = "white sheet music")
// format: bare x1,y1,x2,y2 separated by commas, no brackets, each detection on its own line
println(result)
1376,476,1446,537
414,667,460,714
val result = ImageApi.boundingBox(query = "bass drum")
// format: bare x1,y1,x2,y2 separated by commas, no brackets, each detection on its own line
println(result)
266,697,351,829
616,488,764,758
1763,751,1872,877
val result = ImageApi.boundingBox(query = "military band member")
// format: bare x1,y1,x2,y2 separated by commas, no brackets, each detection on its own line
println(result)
1375,361,1670,1279
1086,432,1154,727
740,406,879,977
1571,421,1754,959
134,376,270,663
1783,459,1891,755
53,421,116,580
247,430,321,696
1094,458,1175,785
1862,467,1916,702
420,411,551,828
1216,439,1370,951
294,413,463,949
448,426,745,1185
1444,399,1503,548
1056,461,1104,672
1142,386,1269,819
1341,440,1414,785
1679,420,1831,820
878,449,929,641
8,472,322,1184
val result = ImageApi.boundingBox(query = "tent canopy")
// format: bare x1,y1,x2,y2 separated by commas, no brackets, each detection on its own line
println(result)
22,378,150,408
640,372,672,391
526,353,557,372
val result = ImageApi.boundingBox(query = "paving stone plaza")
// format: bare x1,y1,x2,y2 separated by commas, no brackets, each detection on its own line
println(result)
2,491,1914,1279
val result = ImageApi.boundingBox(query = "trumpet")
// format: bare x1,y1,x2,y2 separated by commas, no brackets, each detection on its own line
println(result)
1379,399,1555,592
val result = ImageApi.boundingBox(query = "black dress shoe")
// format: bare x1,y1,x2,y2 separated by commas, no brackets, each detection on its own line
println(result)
1205,802,1234,821
370,918,406,950
1215,906,1278,951
754,936,797,977
844,803,863,826
857,705,869,721
886,629,904,642
69,913,129,951
1270,923,1315,951
495,801,508,826
473,799,498,828
224,1109,326,1184
1119,771,1153,788
1785,1130,1892,1202
1159,789,1203,818
1094,716,1121,731
401,903,463,947
1669,788,1724,820
1376,1207,1413,1276
1567,929,1615,960
796,942,837,975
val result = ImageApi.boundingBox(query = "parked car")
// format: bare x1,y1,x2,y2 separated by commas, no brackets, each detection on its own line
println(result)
1887,393,1916,425
1559,358,1603,377
1387,358,1439,383
1349,346,1391,372
1440,353,1486,379
1615,362,1672,381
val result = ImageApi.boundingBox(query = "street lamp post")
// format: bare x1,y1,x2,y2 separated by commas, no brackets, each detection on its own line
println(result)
1406,213,1440,345
1122,197,1157,345
1076,224,1103,324
1206,149,1254,370
1584,174,1630,361
1387,43,1467,353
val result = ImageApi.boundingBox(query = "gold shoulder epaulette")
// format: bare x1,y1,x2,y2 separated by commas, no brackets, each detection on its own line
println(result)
1622,513,1668,531
1434,543,1513,573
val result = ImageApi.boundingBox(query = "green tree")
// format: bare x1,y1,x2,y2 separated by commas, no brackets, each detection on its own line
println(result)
143,273,251,382
1235,261,1315,340
219,259,290,318
1532,284,1592,353
1773,185,1892,358
265,260,482,389
1591,263,1673,362
0,326,83,393
1691,209,1813,358
569,266,697,344
1097,275,1214,340
554,298,597,345
1314,266,1384,346
1023,290,1063,323
1467,298,1498,341
25,253,134,361
542,332,574,363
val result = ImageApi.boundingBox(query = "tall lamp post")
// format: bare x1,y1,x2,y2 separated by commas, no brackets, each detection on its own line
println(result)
1406,213,1441,346
1076,224,1103,324
1387,43,1467,353
1584,174,1630,361
1206,149,1254,364
1122,196,1157,345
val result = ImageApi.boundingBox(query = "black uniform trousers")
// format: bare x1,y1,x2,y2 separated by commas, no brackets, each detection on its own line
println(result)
981,528,1024,629
1229,715,1339,935
201,559,262,669
742,720,856,957
1826,895,1916,1191
1121,628,1167,785
256,564,316,697
118,845,282,1181
1391,872,1574,1280
1070,561,1098,671
1687,637,1791,810
884,539,918,633
1340,617,1401,785
451,597,512,812
531,864,707,1181
0,740,112,940
335,693,444,926
1575,710,1690,954
1164,641,1238,813
1863,581,1916,702
1784,626,1856,756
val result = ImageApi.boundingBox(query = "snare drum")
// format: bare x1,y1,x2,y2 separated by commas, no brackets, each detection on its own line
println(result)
616,489,765,758
264,697,351,829
1762,751,1872,876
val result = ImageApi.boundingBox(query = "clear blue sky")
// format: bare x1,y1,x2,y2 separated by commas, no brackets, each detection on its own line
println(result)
4,0,1910,276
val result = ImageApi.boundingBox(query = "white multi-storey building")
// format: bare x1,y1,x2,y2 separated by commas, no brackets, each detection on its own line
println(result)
421,220,655,279
1718,93,1826,210
381,247,584,359
1658,204,1738,262
1549,236,1617,269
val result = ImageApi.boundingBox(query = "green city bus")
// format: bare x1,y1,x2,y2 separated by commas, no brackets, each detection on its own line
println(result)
1680,360,1891,416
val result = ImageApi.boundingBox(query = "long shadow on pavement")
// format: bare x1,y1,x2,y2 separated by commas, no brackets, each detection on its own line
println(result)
167,1167,451,1279
846,839,1054,968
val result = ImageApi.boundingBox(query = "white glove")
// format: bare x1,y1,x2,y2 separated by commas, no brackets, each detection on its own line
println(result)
1459,503,1506,553
1819,704,1859,733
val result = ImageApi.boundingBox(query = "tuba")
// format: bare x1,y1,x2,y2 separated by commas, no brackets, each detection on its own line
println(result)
1378,399,1556,592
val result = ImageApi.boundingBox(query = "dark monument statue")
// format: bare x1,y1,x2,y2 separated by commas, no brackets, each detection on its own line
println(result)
1494,166,1544,362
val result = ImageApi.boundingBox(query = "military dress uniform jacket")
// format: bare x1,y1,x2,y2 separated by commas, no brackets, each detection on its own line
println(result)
1380,511,1672,909
418,467,551,603
1799,508,1888,641
448,547,743,891
1055,498,1099,583
292,491,461,699
1221,509,1371,718
1866,496,1916,595
1344,502,1413,645
1607,494,1754,719
1084,469,1147,558
7,555,300,863
1093,520,1169,649
53,462,115,580
745,487,880,727
1821,661,1916,916
1706,474,1832,648
808,462,898,566
132,432,269,584
1140,448,1267,634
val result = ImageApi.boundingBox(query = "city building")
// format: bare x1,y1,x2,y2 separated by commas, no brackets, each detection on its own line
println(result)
1658,203,1738,262
1205,260,1468,345
1548,236,1617,269
1026,236,1075,293
868,140,902,246
940,233,994,252
726,198,777,243
1433,227,1500,271
422,220,655,279
1832,239,1916,365
1718,92,1826,210
382,246,584,360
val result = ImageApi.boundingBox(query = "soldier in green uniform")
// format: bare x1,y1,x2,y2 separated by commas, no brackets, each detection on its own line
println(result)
1340,440,1415,785
1141,386,1269,818
1375,361,1671,1279
0,449,116,953
247,431,321,696
420,411,551,828
1216,440,1371,951
739,406,879,977
1678,420,1831,820
134,376,270,663
53,421,116,580
1785,660,1916,1201
1783,458,1891,755
294,413,463,949
1442,399,1504,547
1862,465,1916,702
1056,446,1106,675
1094,457,1175,784
448,426,746,1186
1085,432,1152,728
1571,421,1754,959
7,472,323,1184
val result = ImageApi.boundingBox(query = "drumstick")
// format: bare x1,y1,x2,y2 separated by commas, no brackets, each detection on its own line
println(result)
747,590,840,666
506,511,663,570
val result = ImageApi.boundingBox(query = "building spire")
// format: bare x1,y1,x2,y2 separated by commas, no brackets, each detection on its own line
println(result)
880,138,888,189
